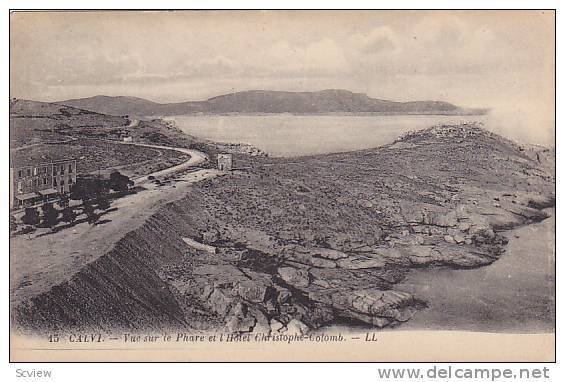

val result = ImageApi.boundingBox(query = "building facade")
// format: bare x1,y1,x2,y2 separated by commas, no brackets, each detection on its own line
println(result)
217,153,233,171
10,159,77,209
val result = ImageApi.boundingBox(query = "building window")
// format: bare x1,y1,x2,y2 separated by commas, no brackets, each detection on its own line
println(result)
33,167,38,176
53,178,57,186
61,179,65,186
17,181,22,191
69,178,73,185
18,170,22,178
43,167,47,174
60,165,65,174
33,179,38,187
68,164,73,173
27,168,31,176
43,178,47,185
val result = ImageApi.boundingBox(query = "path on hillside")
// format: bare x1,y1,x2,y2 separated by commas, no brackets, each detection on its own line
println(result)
79,136,209,182
11,137,79,152
117,141,208,182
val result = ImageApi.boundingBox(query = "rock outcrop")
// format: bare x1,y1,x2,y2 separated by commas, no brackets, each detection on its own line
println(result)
11,124,555,334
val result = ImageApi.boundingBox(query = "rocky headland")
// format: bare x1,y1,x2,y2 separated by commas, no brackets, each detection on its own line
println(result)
214,142,267,157
12,124,555,335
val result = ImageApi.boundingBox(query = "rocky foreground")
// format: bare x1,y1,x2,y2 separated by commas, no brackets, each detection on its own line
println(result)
12,124,555,334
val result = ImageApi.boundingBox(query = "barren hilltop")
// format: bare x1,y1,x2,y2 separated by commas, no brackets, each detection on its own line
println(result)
11,121,554,334
57,89,488,117
9,99,220,176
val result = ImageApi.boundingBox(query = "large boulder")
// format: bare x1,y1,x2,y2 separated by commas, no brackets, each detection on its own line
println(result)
336,256,386,270
310,247,349,260
226,314,256,333
278,267,310,288
236,280,268,303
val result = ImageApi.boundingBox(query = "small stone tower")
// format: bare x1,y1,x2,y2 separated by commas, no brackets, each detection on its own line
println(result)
217,153,233,171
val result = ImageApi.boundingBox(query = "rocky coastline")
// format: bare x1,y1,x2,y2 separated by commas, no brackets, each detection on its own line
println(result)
214,142,267,157
12,124,555,335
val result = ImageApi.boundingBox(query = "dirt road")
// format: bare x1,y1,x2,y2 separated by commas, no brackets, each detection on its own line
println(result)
11,142,218,306
116,141,208,183
78,136,209,181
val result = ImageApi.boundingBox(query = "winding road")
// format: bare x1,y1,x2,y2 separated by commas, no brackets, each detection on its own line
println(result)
11,142,219,306
117,140,208,183
11,118,222,306
85,117,209,182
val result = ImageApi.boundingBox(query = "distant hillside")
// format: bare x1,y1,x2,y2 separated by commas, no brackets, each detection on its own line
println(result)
58,90,488,117
57,95,203,117
9,99,129,149
9,99,217,175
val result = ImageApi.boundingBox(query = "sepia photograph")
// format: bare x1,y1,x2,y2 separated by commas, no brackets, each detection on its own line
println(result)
8,9,555,362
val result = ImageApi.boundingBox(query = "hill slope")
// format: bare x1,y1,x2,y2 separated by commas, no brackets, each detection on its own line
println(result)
12,124,554,334
9,99,215,176
10,99,129,148
58,95,204,117
57,89,488,117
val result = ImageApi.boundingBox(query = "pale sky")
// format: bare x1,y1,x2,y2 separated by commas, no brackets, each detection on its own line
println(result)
10,10,555,144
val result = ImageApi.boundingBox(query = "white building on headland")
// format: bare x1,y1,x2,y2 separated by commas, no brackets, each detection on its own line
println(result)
217,153,233,171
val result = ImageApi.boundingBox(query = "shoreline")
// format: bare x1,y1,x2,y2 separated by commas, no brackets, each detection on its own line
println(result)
156,110,489,118
316,206,556,335
11,195,555,335
393,207,555,334
10,124,555,335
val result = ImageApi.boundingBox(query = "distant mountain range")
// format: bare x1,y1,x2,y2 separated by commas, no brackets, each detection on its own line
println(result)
57,89,488,117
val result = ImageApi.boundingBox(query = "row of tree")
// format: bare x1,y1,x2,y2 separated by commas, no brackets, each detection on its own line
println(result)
70,171,133,201
20,194,111,229
12,171,132,233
